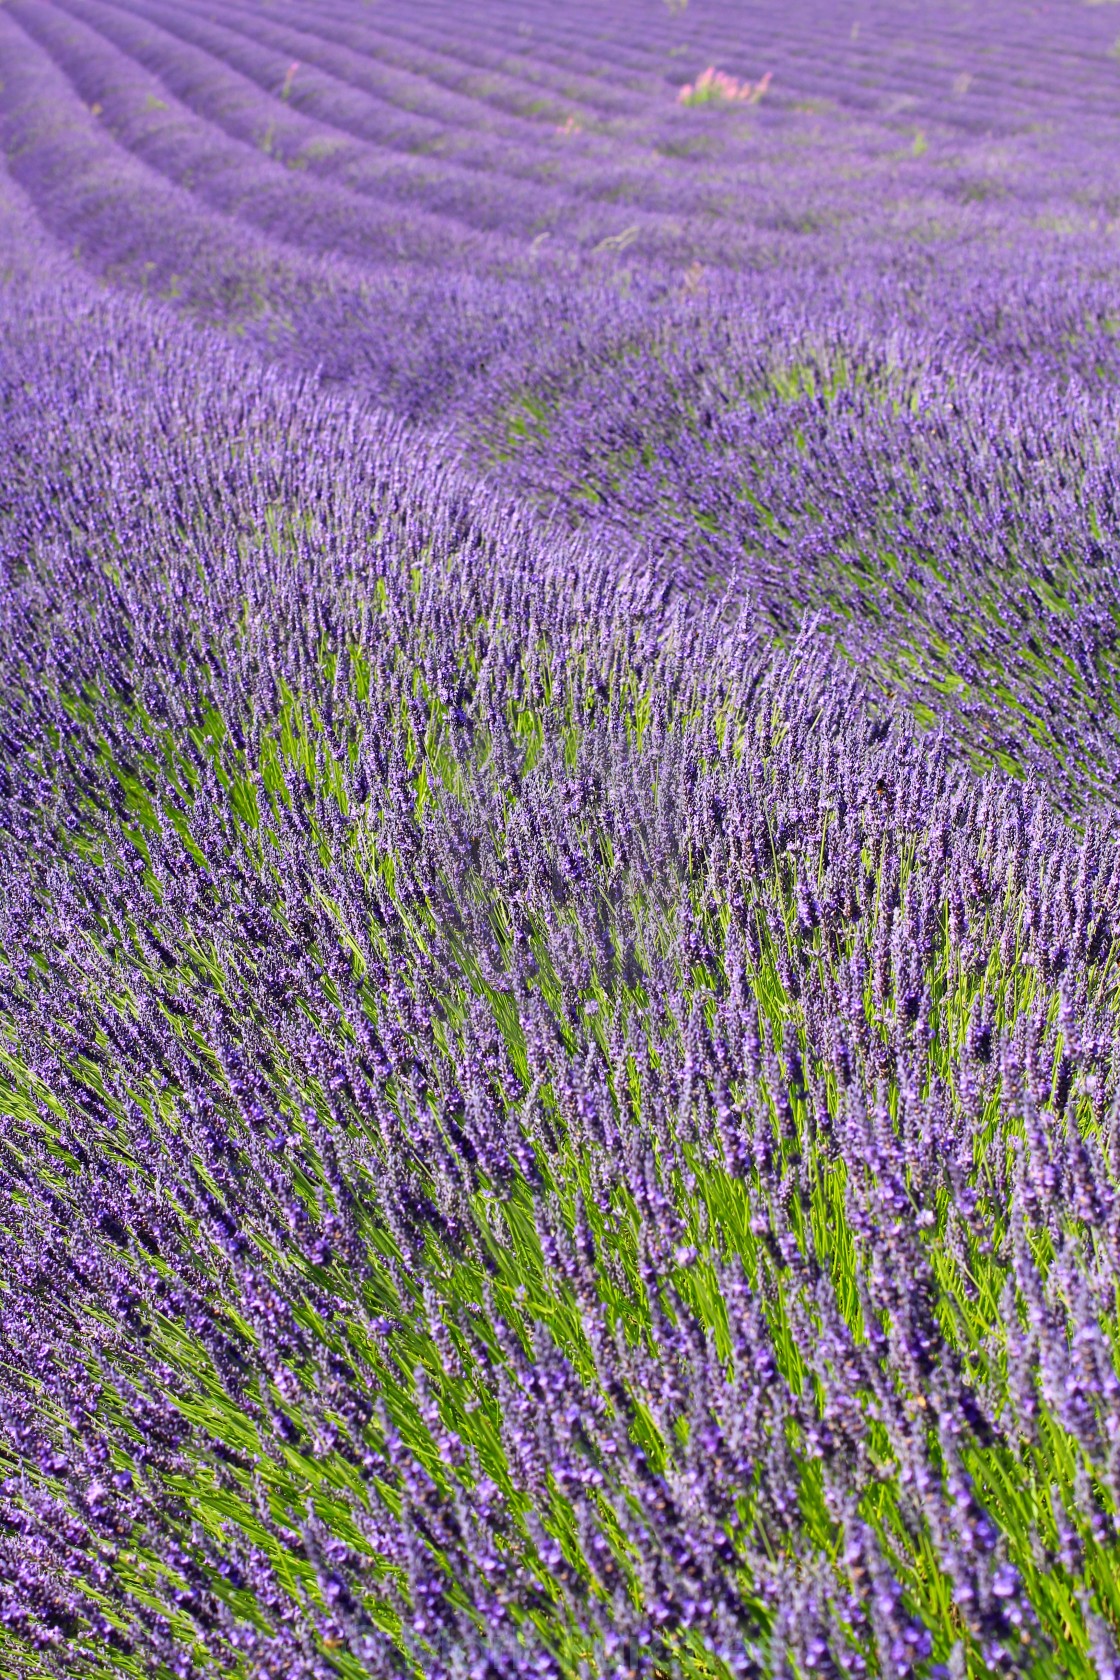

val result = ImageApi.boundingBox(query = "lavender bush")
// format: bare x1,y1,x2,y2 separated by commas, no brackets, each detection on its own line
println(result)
5,3,1120,1676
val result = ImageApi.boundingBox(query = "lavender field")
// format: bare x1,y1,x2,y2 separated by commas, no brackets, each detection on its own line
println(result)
9,2,1120,1676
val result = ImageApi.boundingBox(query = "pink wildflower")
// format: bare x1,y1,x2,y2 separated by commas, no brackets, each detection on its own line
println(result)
678,65,772,106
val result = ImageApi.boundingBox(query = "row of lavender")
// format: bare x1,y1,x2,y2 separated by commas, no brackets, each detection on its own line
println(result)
3,267,1120,1676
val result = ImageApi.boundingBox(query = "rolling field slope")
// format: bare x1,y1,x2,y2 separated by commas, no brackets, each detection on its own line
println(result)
6,5,1120,1677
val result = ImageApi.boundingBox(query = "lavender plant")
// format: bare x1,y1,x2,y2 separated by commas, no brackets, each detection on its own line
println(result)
4,3,1120,1677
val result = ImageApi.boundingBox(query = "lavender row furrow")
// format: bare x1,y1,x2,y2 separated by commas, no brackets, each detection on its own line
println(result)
8,0,505,270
